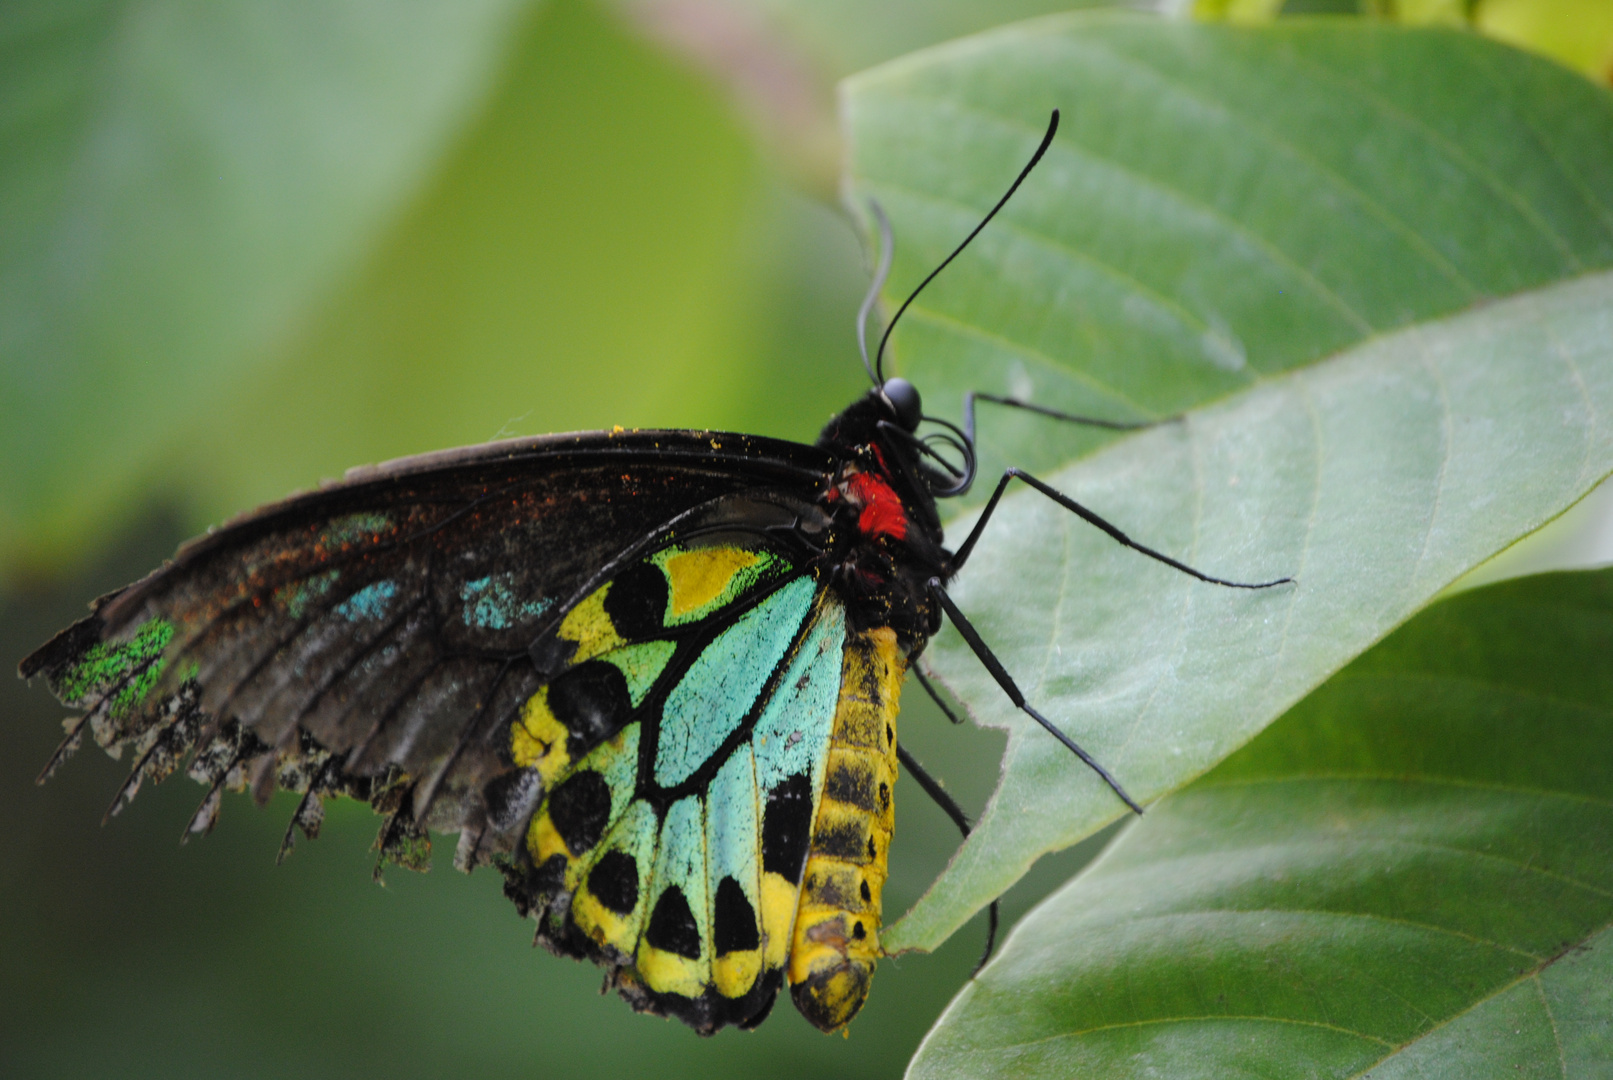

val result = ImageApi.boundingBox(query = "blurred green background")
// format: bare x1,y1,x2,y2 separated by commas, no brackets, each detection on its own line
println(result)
6,0,1612,1076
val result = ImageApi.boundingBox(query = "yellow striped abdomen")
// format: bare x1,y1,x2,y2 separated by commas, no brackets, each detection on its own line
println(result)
788,625,904,1032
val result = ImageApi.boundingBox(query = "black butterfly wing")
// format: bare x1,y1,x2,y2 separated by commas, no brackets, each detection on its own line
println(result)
21,429,835,868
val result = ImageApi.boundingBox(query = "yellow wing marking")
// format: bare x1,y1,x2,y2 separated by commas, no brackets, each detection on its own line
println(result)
760,870,800,971
572,802,657,960
713,948,762,1000
662,547,764,618
557,586,626,660
510,688,571,784
638,945,706,998
571,887,633,953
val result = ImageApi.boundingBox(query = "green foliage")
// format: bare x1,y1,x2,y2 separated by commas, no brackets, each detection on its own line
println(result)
843,12,1613,954
0,0,531,571
912,567,1613,1077
639,0,1136,77
0,0,865,578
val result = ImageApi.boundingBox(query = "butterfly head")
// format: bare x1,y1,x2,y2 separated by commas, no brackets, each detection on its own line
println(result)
878,377,922,433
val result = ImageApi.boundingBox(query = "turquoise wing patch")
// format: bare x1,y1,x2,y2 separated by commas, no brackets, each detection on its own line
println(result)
506,538,848,1034
654,575,819,787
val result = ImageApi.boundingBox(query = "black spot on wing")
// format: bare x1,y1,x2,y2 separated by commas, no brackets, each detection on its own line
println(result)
645,885,702,959
527,854,569,907
713,876,760,955
761,773,812,884
548,770,611,855
603,561,669,639
547,660,633,756
587,850,640,915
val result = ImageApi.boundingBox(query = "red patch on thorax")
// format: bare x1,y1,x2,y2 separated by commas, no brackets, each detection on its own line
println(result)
845,472,908,541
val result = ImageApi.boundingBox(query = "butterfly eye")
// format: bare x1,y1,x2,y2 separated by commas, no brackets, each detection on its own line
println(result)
880,378,922,432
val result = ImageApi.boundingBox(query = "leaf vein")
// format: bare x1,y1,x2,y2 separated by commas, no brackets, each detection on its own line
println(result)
1046,31,1483,297
1276,46,1584,271
866,177,1232,363
1465,44,1613,245
885,91,1379,337
1344,918,1613,1078
1534,972,1570,1079
1409,335,1455,594
1198,772,1613,810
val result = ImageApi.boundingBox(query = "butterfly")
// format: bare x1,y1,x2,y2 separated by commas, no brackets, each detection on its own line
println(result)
18,111,1287,1036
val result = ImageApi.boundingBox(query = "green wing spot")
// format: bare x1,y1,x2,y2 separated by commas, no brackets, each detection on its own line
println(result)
654,576,819,788
274,569,341,619
59,617,175,715
321,511,392,547
460,574,549,630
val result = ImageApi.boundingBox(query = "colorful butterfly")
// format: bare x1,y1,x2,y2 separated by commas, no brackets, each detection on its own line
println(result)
18,111,1286,1035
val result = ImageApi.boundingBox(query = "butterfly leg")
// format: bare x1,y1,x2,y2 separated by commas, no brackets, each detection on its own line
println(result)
911,665,965,725
950,468,1294,589
927,579,1143,816
895,741,999,974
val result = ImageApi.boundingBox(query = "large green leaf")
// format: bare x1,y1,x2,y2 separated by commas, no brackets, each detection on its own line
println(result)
841,15,1613,950
0,0,531,571
911,567,1613,1078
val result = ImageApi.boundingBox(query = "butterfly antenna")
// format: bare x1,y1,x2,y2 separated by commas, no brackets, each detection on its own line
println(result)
856,200,895,387
873,108,1060,384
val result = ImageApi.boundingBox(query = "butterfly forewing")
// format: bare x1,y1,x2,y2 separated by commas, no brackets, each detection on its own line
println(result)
21,431,833,851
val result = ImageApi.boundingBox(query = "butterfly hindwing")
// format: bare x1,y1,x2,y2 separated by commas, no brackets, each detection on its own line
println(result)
508,535,865,1032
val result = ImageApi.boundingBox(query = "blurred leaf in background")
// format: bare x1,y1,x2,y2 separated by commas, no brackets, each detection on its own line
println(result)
1191,0,1613,83
2,0,528,574
0,0,876,581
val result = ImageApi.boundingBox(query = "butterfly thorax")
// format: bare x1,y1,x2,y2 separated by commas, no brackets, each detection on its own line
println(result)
812,393,950,651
